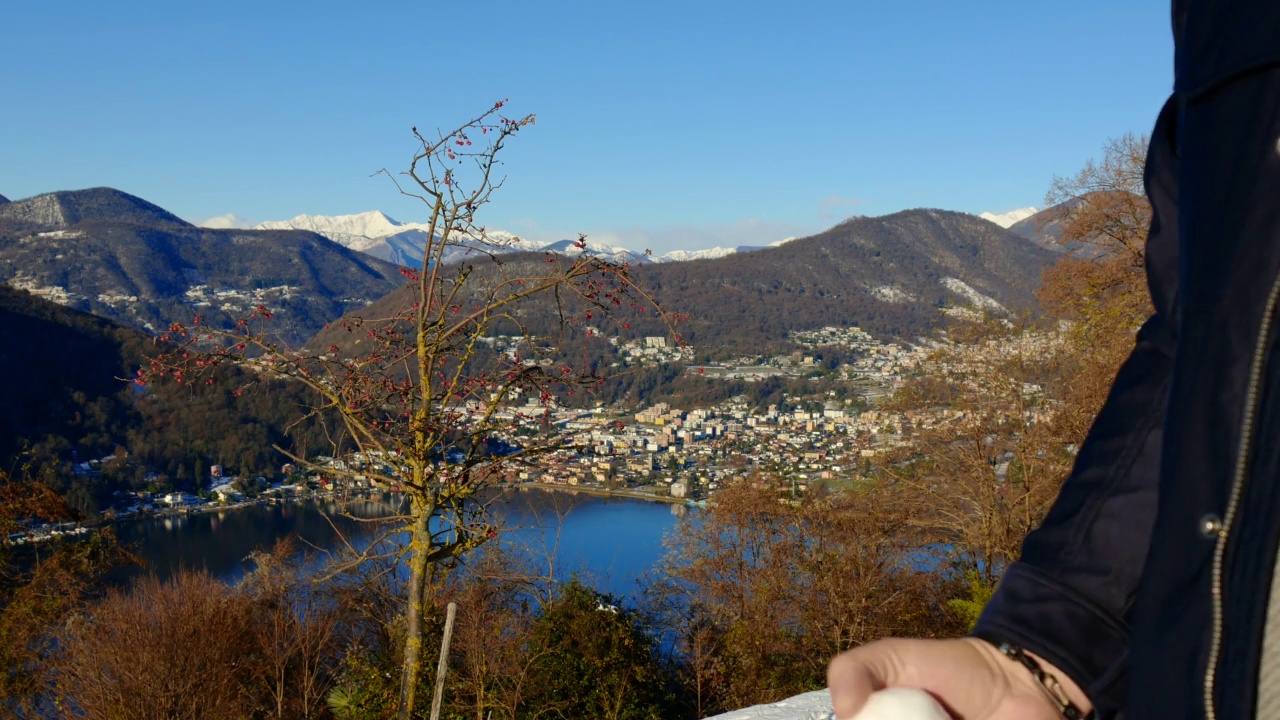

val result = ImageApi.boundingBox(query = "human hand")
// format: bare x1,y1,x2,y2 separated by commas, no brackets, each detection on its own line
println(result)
827,637,1092,720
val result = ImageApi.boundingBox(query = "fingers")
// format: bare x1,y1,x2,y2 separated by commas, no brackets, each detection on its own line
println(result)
828,639,910,720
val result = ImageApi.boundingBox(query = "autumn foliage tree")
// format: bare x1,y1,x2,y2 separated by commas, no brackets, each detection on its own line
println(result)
876,319,1076,585
53,572,258,720
654,479,959,715
1039,132,1153,434
145,101,672,719
871,133,1154,612
0,472,130,716
52,546,348,720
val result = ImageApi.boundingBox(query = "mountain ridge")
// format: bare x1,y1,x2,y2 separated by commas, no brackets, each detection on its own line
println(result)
639,207,1056,346
979,207,1039,229
0,188,406,343
1006,199,1109,257
0,187,190,228
0,187,1057,353
254,210,792,267
311,207,1057,358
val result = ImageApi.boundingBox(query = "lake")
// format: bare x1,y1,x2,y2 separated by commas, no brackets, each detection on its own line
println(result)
112,490,690,599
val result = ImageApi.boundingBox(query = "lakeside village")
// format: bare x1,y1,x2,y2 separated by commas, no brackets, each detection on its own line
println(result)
7,324,1054,546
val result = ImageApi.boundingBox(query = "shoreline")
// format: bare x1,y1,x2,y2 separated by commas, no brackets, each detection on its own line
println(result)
512,482,689,505
6,482,699,548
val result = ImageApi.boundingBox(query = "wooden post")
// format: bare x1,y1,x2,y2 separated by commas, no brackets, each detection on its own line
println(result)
429,602,457,720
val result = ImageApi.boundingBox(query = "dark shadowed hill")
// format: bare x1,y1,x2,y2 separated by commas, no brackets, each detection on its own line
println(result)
0,284,337,510
0,193,9,204
0,188,407,344
0,283,145,466
310,209,1057,359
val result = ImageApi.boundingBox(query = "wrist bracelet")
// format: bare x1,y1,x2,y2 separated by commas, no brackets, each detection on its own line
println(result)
978,637,1092,720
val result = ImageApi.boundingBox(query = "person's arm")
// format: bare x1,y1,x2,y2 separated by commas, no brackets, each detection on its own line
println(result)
972,96,1181,717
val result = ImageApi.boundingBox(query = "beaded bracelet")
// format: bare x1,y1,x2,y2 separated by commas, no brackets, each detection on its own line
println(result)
977,637,1092,720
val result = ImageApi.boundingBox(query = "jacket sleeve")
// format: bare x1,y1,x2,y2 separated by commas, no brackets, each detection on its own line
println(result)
972,96,1181,715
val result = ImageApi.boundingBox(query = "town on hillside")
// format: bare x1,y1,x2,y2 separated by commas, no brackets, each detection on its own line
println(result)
5,319,1064,550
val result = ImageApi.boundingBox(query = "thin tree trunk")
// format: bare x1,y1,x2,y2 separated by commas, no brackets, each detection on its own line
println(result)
398,510,433,720
430,602,457,720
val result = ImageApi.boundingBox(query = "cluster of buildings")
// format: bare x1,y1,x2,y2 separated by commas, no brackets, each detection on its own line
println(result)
283,326,983,503
182,283,300,315
481,390,952,502
10,272,83,306
6,522,90,546
90,463,318,523
479,324,1063,502
793,325,933,384
614,335,694,366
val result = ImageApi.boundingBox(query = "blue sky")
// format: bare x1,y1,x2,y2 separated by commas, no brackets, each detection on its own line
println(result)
0,0,1172,253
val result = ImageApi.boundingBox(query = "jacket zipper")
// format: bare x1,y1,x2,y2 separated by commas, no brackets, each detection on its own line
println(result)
1205,273,1280,720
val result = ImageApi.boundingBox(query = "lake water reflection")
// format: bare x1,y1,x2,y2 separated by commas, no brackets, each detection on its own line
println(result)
113,490,689,598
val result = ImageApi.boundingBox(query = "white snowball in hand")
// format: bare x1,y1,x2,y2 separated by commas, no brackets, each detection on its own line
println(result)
850,688,950,720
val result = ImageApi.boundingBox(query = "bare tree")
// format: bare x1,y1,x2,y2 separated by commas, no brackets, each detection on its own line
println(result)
1040,133,1154,437
656,479,953,713
877,318,1074,585
53,572,255,720
870,135,1154,614
146,101,672,718
1044,132,1150,268
241,541,341,719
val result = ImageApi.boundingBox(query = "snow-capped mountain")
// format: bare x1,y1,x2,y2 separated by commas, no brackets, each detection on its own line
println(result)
255,211,788,266
258,210,426,240
255,211,441,265
660,246,739,262
258,211,617,266
978,207,1038,229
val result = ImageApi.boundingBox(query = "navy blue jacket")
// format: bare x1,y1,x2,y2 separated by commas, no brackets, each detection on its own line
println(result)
976,4,1280,718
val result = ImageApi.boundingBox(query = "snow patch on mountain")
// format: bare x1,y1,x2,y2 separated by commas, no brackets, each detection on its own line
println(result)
941,277,1005,310
36,230,84,239
536,238,655,265
979,207,1038,229
660,246,738,262
259,211,620,266
259,211,459,265
870,285,916,304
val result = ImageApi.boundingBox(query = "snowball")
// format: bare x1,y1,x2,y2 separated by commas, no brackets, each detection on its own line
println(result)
850,688,950,720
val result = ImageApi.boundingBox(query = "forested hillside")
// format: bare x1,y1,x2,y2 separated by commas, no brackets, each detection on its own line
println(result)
0,285,331,515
